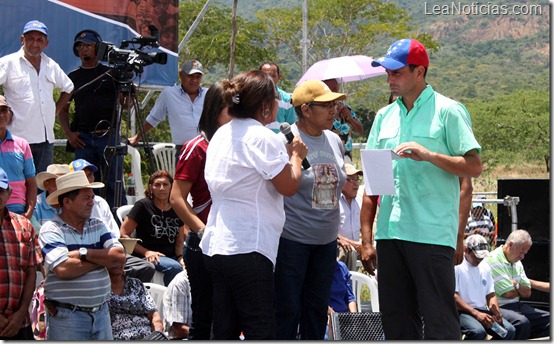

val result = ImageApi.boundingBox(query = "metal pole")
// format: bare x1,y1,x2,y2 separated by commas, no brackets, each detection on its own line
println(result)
228,0,238,79
179,0,214,52
302,0,308,73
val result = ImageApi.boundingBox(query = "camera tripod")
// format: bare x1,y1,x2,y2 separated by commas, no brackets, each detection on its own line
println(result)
72,64,156,210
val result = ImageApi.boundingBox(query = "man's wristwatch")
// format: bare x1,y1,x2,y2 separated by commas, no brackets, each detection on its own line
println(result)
79,247,88,261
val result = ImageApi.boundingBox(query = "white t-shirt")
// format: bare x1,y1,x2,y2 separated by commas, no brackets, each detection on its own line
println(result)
200,118,289,265
455,257,495,310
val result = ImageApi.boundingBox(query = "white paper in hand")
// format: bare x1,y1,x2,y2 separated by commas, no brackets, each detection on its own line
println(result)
360,149,402,196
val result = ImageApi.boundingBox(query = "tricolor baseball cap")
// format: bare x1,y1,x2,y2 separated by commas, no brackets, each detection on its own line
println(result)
371,39,429,70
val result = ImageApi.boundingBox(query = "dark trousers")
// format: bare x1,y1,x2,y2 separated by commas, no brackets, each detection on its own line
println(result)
125,254,155,282
30,142,54,174
75,131,127,209
0,324,34,340
184,232,213,340
501,302,550,339
274,237,337,340
204,252,275,340
376,239,460,340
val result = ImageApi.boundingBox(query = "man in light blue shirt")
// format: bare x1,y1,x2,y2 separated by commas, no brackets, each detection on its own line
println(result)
360,38,482,340
130,60,207,154
259,62,296,132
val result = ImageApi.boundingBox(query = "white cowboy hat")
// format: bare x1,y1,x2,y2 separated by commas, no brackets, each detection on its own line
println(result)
36,164,71,191
46,170,104,205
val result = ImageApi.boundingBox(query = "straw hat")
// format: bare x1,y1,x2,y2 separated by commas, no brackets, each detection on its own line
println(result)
36,164,71,190
46,170,104,205
119,238,142,254
345,163,363,176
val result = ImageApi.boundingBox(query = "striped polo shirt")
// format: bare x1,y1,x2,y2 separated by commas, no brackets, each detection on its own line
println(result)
39,215,123,307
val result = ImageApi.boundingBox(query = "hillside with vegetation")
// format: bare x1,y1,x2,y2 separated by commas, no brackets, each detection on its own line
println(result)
53,0,549,189
212,0,550,188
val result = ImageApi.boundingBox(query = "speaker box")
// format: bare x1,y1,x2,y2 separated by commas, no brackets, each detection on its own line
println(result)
496,178,549,307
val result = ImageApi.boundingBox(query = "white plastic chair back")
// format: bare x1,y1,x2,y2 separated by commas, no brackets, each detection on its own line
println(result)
143,282,167,321
116,204,134,224
152,143,176,176
350,271,380,312
126,145,145,203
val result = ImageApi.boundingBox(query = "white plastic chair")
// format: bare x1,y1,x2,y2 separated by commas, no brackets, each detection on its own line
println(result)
350,271,380,313
152,143,176,176
116,204,134,224
126,145,145,203
117,204,165,285
144,282,168,321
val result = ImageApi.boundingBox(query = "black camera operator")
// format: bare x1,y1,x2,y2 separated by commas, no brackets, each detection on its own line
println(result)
59,29,128,209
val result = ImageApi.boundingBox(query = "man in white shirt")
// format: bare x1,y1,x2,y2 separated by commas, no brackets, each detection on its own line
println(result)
455,234,516,339
0,20,73,173
129,60,207,156
337,164,363,271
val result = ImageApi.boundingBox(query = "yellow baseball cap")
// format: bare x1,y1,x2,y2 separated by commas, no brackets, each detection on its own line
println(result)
291,80,346,107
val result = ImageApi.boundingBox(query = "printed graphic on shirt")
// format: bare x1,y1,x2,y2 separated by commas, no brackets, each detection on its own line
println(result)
150,216,181,243
312,163,339,209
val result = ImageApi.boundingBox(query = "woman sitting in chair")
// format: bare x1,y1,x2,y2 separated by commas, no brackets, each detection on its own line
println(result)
120,170,186,286
108,261,164,340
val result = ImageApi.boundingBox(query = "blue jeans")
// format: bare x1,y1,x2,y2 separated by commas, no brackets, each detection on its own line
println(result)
501,302,550,339
151,256,183,286
204,252,275,340
460,312,516,340
274,237,337,340
184,232,213,339
30,142,53,174
46,302,112,340
75,131,127,209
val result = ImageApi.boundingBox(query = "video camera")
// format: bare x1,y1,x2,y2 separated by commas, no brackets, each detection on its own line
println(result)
96,26,167,81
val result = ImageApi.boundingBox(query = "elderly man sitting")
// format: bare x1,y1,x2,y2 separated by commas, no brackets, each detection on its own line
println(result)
486,229,550,339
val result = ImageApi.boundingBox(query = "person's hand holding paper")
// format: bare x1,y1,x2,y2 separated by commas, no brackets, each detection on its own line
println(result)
360,149,403,195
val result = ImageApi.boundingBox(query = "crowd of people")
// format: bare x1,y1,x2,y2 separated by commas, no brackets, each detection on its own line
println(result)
0,18,549,341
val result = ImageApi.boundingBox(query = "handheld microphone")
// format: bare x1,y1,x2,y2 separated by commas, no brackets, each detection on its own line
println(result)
280,122,310,170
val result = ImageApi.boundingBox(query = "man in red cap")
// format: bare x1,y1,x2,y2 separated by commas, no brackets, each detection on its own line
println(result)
360,38,483,339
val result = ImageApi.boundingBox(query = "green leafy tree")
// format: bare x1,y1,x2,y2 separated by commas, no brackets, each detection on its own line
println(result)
256,0,439,69
179,0,277,75
466,90,549,171
255,0,440,139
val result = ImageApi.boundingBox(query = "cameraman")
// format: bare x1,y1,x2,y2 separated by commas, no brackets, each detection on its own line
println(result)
59,30,127,209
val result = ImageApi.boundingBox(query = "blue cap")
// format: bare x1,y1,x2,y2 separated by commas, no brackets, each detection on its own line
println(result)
75,31,101,44
0,167,9,190
69,159,98,173
23,20,48,36
371,38,429,70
